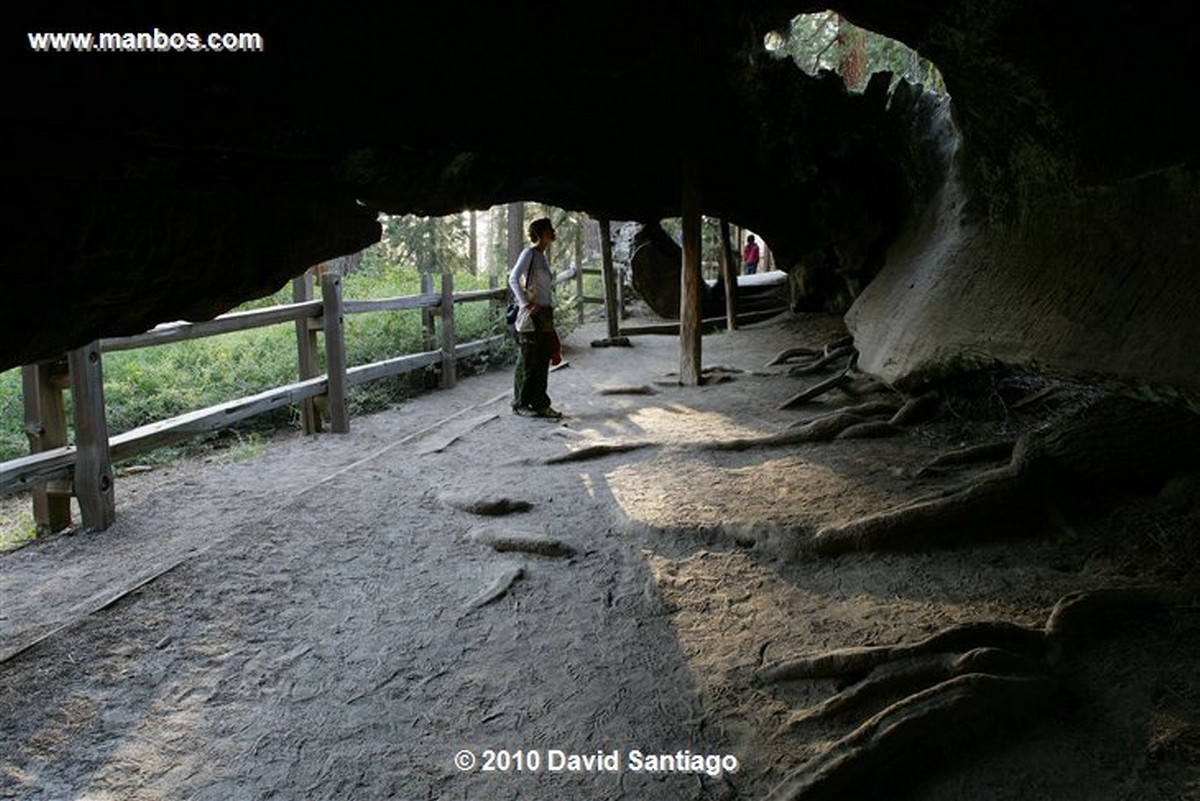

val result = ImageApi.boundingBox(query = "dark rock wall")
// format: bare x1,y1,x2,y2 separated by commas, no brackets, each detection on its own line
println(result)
4,1,1198,394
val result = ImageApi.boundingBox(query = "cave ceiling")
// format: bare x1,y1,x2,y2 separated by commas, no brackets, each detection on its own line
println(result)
4,1,1198,374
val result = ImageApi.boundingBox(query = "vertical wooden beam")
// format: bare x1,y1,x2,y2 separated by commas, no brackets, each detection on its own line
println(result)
21,360,71,533
440,270,457,389
718,219,739,331
598,217,620,340
293,271,321,435
469,209,479,277
68,341,115,531
420,271,436,351
321,269,350,433
680,157,703,386
574,225,585,325
617,266,627,321
506,202,524,271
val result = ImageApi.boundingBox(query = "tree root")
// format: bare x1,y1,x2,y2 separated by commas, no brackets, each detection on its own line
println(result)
788,345,856,377
757,621,1046,684
439,492,533,516
544,441,653,464
767,346,820,367
835,421,902,440
704,413,870,452
468,526,576,558
888,392,940,426
463,565,525,611
915,440,1015,476
760,586,1198,801
780,647,1043,731
811,394,1200,555
812,464,1036,554
764,673,1058,801
780,370,852,409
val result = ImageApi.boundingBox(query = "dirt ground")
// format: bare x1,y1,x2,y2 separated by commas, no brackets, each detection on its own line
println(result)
2,313,1198,801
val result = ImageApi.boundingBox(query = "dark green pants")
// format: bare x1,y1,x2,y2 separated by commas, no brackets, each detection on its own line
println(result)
513,311,554,410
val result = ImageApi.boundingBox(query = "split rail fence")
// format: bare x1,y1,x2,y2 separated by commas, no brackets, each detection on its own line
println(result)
1,258,620,536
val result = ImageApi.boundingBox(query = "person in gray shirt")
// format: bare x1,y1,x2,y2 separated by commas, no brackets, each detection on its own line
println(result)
509,217,566,418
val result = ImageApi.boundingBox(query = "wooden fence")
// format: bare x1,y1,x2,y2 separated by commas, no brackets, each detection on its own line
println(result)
3,259,600,535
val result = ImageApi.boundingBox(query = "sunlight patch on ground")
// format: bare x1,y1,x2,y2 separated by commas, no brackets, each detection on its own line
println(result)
624,404,764,445
606,455,896,531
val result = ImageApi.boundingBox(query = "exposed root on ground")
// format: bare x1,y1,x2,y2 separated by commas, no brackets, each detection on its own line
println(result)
468,526,577,558
463,565,525,611
760,586,1199,801
915,440,1015,476
788,345,856,377
439,492,532,516
544,442,653,464
814,395,1200,554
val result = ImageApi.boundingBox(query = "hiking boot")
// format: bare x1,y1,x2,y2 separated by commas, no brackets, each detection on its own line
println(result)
532,406,563,419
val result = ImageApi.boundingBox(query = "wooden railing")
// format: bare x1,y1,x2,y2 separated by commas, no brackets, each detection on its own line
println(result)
1,261,517,534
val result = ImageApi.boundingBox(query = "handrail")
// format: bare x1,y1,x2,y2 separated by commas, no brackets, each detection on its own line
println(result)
2,272,526,527
100,300,324,352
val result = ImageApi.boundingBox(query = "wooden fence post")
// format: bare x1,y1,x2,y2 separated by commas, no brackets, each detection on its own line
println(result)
574,226,585,325
320,268,350,433
440,270,457,389
420,271,436,351
680,157,703,386
293,270,321,435
68,341,115,530
598,218,620,340
21,360,72,533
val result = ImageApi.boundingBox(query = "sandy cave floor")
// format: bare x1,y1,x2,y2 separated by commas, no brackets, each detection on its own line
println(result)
1,314,1198,800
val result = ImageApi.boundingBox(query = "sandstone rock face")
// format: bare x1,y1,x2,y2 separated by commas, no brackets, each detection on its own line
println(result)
5,2,1199,395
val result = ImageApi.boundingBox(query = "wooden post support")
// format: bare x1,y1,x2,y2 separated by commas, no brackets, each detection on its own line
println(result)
420,271,436,351
293,271,321,435
574,228,585,325
718,219,739,331
440,270,457,389
21,360,72,533
679,157,703,386
617,266,627,320
598,218,620,340
68,341,115,531
320,269,350,433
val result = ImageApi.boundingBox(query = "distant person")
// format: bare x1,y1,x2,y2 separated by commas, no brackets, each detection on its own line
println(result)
742,234,760,275
508,217,569,419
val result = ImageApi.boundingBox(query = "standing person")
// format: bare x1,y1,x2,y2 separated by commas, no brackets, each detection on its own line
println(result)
509,217,568,418
742,234,761,275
